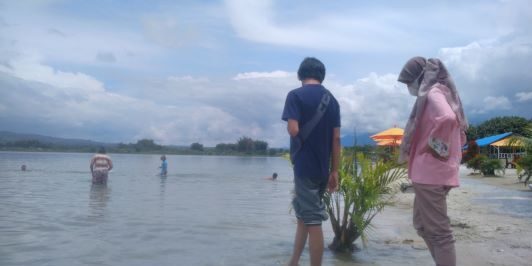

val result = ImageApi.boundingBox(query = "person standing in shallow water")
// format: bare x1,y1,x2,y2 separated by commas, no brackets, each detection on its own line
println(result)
282,57,341,266
159,155,168,177
90,147,113,184
398,57,468,266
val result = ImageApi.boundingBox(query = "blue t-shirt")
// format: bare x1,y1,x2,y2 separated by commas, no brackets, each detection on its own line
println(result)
160,160,168,175
282,84,341,182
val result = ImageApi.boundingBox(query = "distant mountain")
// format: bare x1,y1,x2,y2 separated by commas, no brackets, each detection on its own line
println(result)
0,131,111,147
341,132,375,147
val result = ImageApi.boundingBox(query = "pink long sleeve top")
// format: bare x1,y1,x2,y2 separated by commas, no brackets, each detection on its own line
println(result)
408,84,466,187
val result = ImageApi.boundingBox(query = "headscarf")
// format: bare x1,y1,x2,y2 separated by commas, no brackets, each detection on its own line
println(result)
397,57,468,163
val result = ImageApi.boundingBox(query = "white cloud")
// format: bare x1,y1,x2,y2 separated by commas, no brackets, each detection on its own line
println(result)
0,58,105,93
232,71,293,80
224,0,408,52
224,0,520,53
515,91,532,102
331,73,415,133
0,3,158,70
472,96,512,114
438,32,532,117
439,38,532,82
167,75,210,83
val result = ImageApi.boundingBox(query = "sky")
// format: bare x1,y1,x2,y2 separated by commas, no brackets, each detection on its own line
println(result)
0,0,531,147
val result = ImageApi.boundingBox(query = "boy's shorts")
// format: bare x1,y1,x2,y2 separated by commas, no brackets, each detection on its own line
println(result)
292,177,329,226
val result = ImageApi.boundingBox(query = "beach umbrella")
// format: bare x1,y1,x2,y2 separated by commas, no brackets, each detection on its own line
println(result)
376,139,402,146
370,127,404,141
371,127,404,153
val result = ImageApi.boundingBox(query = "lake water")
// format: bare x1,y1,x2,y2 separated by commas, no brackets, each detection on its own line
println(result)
1,151,530,266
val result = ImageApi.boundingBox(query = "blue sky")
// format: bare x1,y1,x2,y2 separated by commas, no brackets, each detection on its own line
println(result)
0,0,531,147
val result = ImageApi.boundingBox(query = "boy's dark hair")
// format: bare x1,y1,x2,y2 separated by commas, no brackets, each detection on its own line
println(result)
98,146,106,154
297,57,326,83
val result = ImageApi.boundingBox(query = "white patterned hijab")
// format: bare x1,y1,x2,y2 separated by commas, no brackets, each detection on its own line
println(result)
397,57,468,163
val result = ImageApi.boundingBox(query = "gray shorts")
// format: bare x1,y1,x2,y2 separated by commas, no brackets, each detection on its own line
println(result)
292,177,328,226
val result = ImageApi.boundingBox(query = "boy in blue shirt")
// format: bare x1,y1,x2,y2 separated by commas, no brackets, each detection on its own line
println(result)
159,155,168,177
282,57,341,266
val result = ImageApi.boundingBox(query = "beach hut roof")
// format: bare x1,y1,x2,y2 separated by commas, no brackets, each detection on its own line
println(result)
490,138,524,147
474,132,513,147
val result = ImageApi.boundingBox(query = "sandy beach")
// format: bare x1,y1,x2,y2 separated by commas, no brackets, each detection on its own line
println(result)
350,166,532,266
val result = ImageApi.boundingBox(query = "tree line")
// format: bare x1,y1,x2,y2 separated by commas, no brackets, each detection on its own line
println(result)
0,136,286,156
466,116,531,140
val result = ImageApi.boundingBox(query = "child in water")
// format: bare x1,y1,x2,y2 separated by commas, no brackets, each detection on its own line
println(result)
159,155,168,177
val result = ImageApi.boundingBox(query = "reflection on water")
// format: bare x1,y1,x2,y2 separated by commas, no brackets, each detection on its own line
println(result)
89,184,111,218
461,177,532,218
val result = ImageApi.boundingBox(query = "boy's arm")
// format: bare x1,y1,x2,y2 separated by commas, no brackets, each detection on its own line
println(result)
287,119,299,137
328,127,341,192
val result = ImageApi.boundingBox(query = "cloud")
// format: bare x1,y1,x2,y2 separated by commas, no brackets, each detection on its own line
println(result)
515,91,532,102
332,73,415,133
438,32,532,119
95,52,117,63
232,70,292,80
0,58,105,93
224,0,523,53
132,70,415,145
472,96,512,114
167,75,209,83
224,0,407,52
0,61,257,145
0,55,416,147
0,3,158,70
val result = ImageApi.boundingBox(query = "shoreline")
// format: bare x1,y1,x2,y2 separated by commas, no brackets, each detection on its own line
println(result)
0,149,285,158
353,166,532,266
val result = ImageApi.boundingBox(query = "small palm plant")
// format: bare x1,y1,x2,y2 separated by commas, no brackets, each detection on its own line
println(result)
324,151,407,252
509,123,532,185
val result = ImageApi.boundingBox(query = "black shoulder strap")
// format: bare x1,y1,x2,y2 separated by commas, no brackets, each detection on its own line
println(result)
299,92,331,140
290,91,332,162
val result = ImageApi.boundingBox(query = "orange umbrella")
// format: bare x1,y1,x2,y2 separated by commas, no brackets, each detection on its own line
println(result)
377,139,402,146
371,127,404,141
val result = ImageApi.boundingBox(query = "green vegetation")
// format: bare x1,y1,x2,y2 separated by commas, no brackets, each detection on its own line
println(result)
479,158,504,176
0,136,286,156
465,154,484,174
510,123,532,185
324,151,407,252
466,116,531,140
465,154,504,176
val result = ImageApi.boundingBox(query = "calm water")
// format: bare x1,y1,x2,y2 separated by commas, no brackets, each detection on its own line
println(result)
1,152,529,266
2,152,378,266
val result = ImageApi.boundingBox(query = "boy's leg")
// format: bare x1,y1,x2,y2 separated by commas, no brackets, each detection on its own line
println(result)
289,219,308,266
307,225,324,266
290,177,328,266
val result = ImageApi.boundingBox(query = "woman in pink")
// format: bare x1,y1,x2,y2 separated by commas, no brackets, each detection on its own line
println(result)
398,57,467,266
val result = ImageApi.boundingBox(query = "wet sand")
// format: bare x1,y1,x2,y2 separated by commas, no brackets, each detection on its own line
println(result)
356,166,532,266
